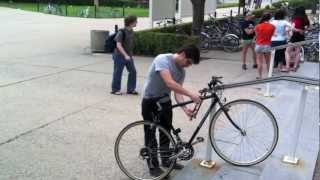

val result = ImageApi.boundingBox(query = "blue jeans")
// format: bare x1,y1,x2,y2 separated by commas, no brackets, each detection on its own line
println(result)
111,53,137,92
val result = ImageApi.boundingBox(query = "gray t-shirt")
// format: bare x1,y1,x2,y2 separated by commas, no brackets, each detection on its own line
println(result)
114,28,134,56
143,54,185,98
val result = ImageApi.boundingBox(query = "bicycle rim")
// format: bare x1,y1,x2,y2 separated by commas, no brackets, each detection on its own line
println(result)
114,121,176,180
209,99,278,166
222,35,240,52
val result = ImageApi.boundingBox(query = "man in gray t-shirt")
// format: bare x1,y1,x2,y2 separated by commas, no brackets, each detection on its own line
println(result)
142,44,201,176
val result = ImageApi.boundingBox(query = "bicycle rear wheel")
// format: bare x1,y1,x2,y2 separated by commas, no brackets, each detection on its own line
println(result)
209,99,278,166
221,34,240,52
114,121,176,180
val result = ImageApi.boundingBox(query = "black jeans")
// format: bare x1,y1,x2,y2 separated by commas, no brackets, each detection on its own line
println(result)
142,98,172,169
271,40,287,68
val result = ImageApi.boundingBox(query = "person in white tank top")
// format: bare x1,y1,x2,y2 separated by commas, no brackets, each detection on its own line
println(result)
270,10,292,71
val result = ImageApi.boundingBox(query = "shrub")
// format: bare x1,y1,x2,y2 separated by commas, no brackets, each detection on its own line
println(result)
272,0,288,8
288,0,315,9
252,7,277,18
133,30,200,56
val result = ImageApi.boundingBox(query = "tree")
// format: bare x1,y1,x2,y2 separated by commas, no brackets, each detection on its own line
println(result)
190,0,206,35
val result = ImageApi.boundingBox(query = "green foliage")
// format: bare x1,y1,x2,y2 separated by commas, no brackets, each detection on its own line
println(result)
272,0,317,9
287,0,315,9
217,2,239,9
252,7,277,18
0,2,148,17
271,0,288,8
151,23,193,35
133,30,200,56
0,0,141,7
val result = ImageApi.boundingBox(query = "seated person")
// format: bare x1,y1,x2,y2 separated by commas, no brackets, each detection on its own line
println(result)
283,46,300,72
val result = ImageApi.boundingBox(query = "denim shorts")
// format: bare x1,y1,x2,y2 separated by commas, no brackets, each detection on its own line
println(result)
255,45,271,53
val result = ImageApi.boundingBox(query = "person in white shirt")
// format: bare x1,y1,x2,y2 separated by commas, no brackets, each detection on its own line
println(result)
270,9,292,72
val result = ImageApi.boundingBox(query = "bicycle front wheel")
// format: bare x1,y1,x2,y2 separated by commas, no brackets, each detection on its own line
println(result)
114,121,176,180
209,99,278,166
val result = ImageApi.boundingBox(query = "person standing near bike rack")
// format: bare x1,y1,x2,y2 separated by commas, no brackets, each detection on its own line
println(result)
141,44,201,176
254,13,275,79
240,11,257,70
270,9,292,72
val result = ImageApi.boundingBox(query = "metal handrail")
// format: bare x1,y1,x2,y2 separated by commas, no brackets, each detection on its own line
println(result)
196,75,319,168
268,39,318,51
171,75,319,108
216,75,319,90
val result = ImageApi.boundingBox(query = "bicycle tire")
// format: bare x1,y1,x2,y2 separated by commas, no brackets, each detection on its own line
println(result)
209,99,278,166
221,34,240,52
114,121,176,180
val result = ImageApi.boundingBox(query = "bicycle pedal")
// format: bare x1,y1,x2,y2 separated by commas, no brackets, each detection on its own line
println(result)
191,137,204,146
197,137,204,142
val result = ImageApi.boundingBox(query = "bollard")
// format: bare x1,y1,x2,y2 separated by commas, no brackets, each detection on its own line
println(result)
230,9,233,17
214,11,217,18
65,4,68,16
282,86,308,165
300,46,304,63
200,98,216,169
264,50,275,97
122,4,125,17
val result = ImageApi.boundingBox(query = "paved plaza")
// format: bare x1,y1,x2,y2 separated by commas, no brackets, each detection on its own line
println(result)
0,7,319,180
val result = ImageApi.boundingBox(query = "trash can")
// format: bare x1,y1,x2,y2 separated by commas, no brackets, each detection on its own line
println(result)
90,30,109,53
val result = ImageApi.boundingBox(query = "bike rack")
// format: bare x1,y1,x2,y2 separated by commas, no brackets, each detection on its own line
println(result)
264,39,318,97
200,75,319,168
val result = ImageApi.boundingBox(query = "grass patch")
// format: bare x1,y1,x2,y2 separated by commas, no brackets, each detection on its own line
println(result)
0,2,148,18
217,2,239,8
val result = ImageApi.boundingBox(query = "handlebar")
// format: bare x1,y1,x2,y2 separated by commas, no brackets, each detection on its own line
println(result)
189,76,223,120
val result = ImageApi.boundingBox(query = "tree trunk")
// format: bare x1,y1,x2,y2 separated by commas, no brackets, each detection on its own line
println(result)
191,0,206,36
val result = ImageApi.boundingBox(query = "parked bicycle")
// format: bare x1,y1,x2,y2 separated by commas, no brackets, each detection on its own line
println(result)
219,14,243,38
114,76,279,180
200,26,240,52
303,18,319,62
78,6,90,18
44,3,63,15
155,17,182,27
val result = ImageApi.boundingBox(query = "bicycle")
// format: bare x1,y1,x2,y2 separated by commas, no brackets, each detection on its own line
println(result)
114,76,279,180
200,26,240,52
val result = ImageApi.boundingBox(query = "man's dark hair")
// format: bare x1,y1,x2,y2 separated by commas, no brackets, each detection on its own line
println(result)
177,44,200,64
259,13,272,24
125,15,137,27
274,9,286,20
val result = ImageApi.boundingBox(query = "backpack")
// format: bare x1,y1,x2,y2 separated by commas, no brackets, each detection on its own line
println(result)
104,29,125,53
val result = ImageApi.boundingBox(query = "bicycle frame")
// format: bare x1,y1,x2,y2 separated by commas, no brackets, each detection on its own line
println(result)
171,92,243,146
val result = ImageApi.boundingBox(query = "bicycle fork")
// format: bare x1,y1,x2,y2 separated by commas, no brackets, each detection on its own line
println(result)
217,98,246,136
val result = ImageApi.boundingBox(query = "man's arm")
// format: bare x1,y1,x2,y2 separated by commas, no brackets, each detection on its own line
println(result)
116,42,130,60
159,69,200,103
174,92,194,118
244,27,254,35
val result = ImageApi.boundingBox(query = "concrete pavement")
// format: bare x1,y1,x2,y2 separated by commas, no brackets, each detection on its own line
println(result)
0,7,319,180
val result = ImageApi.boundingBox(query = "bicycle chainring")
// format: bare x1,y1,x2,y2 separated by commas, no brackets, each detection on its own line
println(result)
177,143,194,161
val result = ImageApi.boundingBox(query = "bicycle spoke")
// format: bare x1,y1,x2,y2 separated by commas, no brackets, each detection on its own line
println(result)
210,100,278,166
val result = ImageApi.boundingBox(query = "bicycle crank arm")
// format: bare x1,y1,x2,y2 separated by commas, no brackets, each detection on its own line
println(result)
191,137,204,146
